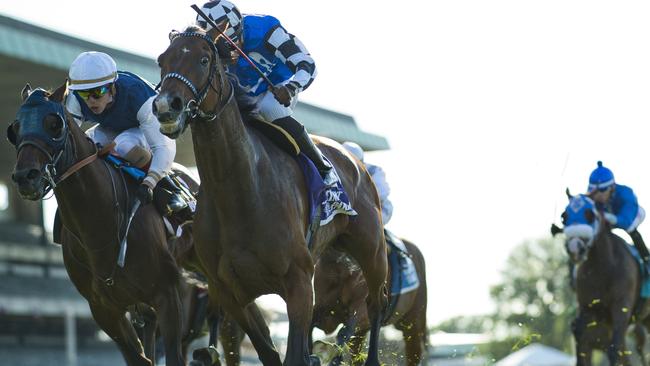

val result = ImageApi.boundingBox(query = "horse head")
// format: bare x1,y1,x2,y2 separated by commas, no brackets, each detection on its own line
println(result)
8,84,70,200
154,24,231,139
561,193,604,264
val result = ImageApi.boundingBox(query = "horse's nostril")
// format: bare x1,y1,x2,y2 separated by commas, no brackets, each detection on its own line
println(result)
171,97,183,112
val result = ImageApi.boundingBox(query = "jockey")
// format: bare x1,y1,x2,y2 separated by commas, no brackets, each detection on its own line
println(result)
196,0,331,178
342,142,393,225
588,161,649,270
65,51,188,215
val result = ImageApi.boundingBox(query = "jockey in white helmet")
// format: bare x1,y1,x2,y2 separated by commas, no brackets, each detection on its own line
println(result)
196,1,331,178
65,51,187,213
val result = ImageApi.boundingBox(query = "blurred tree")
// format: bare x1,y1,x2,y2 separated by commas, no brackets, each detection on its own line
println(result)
488,237,574,353
432,237,576,361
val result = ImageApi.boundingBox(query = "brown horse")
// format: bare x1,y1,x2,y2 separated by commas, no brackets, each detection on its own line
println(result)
152,25,388,366
555,193,650,365
312,238,428,366
8,84,203,366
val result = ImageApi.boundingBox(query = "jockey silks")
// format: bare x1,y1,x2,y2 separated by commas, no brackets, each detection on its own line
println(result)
227,15,316,96
71,71,156,132
596,184,645,233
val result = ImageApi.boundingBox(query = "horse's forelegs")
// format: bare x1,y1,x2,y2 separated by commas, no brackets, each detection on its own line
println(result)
609,308,633,365
135,305,158,364
154,286,185,366
215,287,282,366
283,264,319,366
633,323,648,366
220,312,245,366
571,314,592,366
350,241,387,366
89,303,151,366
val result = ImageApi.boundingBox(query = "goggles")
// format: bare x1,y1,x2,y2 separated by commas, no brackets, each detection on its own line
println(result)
76,85,110,100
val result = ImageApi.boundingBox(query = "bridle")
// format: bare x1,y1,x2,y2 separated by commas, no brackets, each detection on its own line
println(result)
158,31,233,122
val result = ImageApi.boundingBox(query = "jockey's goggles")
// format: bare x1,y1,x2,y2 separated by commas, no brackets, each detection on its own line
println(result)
76,85,110,100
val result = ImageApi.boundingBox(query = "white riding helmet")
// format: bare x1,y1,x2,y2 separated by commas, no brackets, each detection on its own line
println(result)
342,141,365,162
68,51,118,90
197,0,243,42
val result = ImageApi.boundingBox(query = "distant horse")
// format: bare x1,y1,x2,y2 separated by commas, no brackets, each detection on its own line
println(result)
312,238,428,366
8,84,203,366
554,193,650,365
153,25,388,366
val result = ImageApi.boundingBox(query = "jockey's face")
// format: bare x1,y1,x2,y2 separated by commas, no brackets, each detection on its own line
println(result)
80,84,114,114
592,186,613,204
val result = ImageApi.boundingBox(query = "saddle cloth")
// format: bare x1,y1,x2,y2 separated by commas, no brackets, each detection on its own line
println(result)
386,230,420,296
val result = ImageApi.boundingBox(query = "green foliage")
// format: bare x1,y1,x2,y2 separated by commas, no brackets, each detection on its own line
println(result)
487,236,575,358
432,236,576,361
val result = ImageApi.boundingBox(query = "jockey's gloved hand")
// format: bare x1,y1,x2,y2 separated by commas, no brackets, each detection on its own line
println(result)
272,85,293,107
604,212,617,226
136,183,154,204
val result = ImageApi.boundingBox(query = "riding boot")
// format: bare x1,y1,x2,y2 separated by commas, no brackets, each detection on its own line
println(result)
274,116,332,178
153,176,189,216
630,229,650,275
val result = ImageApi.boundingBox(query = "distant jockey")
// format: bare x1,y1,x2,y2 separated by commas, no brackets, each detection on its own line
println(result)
588,161,649,271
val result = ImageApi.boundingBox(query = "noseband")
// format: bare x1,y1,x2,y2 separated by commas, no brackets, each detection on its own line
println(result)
158,31,231,121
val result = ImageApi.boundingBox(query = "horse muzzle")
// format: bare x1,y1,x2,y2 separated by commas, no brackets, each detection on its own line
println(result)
11,168,45,200
153,94,189,138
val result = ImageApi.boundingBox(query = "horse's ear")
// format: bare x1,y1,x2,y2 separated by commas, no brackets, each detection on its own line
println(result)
565,188,573,199
585,209,595,224
21,83,32,101
49,81,68,103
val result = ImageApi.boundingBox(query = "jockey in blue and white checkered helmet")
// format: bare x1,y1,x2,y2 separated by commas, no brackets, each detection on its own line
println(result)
196,0,332,178
587,161,649,269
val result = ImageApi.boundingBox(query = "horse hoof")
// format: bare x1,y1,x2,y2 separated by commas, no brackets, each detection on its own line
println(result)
309,354,321,366
191,347,221,366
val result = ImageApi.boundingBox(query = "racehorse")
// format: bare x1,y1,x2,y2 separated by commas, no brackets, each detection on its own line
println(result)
153,25,388,366
312,239,428,366
554,193,650,365
8,83,202,366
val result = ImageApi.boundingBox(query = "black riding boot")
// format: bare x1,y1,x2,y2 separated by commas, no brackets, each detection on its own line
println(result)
153,176,189,216
274,116,332,177
630,229,650,275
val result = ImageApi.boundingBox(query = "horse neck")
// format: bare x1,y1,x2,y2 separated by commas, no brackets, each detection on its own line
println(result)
587,227,619,268
189,89,259,197
54,121,116,236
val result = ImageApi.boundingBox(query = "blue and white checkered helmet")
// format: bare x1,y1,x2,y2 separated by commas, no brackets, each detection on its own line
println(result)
588,161,615,193
197,0,243,42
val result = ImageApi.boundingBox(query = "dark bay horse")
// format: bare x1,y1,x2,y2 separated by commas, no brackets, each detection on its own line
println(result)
8,84,203,366
556,193,650,365
312,239,428,366
153,25,388,366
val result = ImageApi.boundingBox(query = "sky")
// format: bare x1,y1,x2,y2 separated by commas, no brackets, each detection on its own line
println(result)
4,1,650,326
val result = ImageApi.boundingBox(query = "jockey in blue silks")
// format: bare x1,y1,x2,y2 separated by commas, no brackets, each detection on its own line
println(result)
196,0,331,178
588,161,649,270
65,51,189,215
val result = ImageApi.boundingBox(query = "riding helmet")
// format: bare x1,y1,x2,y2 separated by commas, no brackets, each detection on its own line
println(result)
588,161,615,192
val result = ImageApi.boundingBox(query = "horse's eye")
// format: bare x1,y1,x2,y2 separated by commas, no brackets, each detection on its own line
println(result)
200,56,210,66
44,114,64,138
